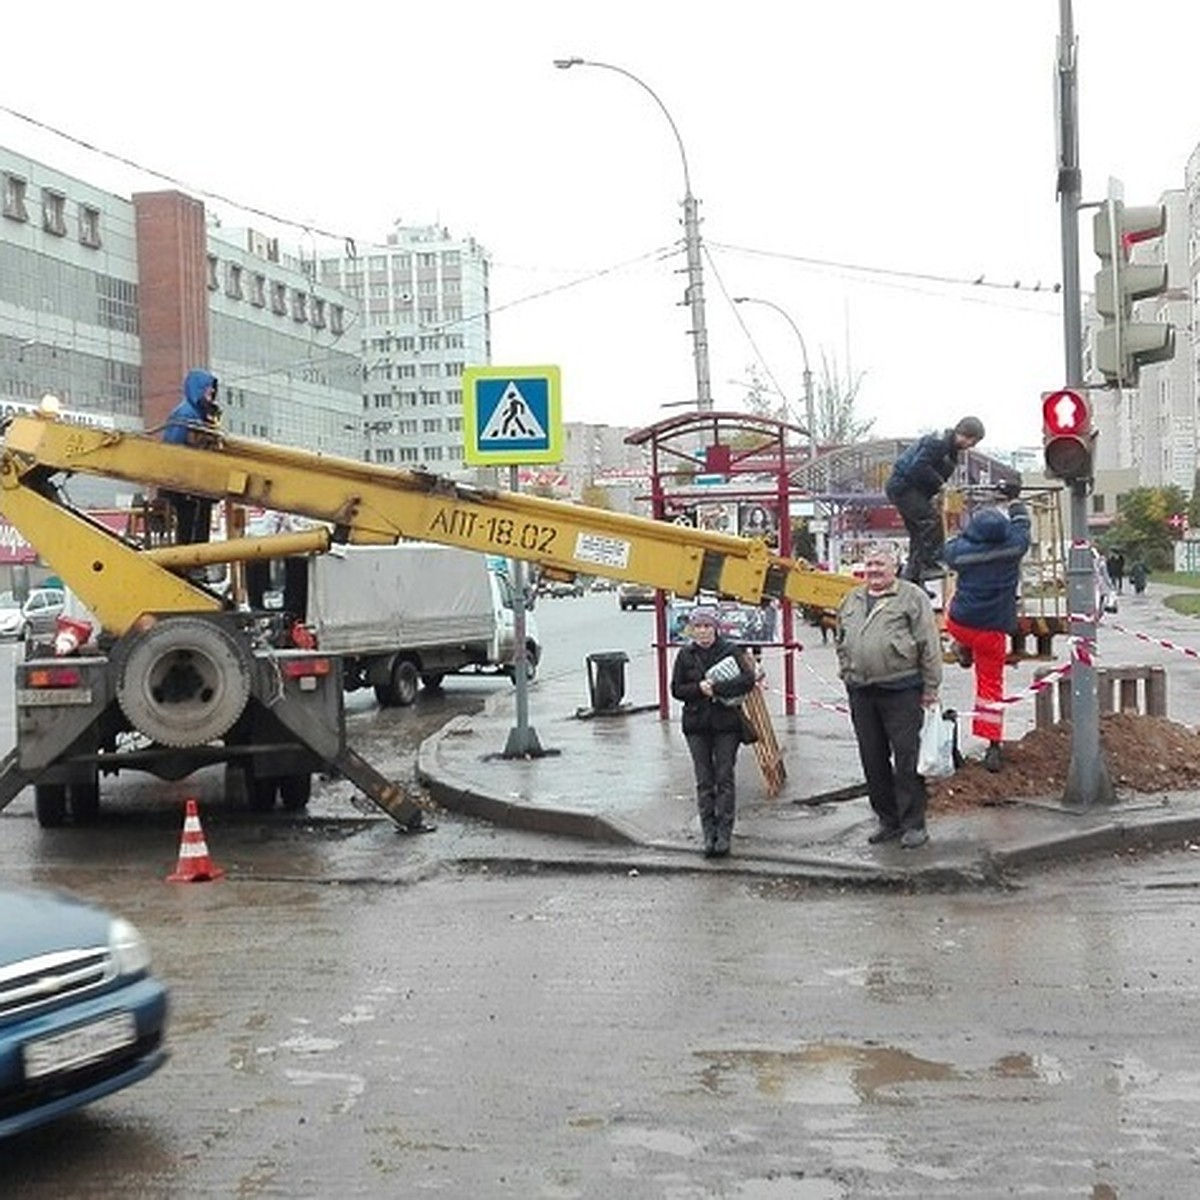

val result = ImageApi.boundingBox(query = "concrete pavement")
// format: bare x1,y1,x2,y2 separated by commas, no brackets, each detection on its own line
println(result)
417,603,1200,887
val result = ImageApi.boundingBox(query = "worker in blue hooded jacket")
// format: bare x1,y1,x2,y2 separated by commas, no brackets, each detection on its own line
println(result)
943,480,1031,772
160,368,221,544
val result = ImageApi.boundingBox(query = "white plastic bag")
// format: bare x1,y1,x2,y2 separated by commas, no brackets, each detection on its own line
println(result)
917,706,957,779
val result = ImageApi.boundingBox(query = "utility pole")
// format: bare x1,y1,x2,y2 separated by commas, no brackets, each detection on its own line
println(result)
1056,0,1114,805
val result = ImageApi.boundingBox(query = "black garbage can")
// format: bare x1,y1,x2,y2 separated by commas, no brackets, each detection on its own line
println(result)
586,651,629,713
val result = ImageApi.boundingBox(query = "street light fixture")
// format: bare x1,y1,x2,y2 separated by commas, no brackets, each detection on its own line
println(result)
555,56,712,412
733,296,816,459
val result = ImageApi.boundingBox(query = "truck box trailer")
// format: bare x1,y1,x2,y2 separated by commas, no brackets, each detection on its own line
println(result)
258,543,540,706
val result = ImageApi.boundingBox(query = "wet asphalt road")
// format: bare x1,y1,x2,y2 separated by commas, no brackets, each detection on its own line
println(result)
3,596,1200,1195
5,851,1200,1197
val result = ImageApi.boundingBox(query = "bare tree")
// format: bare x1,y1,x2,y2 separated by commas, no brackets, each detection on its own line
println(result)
735,352,872,447
814,350,873,445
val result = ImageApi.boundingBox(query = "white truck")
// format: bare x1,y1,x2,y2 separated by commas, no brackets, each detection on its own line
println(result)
257,543,541,707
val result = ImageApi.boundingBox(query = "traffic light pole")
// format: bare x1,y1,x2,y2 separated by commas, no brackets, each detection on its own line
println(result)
1056,0,1115,806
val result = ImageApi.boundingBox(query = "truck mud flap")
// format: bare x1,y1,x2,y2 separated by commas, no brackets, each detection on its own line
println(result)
328,745,433,832
0,747,36,814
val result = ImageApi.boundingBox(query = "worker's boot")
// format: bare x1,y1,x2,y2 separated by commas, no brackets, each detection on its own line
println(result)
700,816,718,858
713,818,733,858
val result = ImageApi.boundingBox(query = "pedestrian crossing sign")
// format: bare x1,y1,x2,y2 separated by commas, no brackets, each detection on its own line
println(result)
463,365,563,465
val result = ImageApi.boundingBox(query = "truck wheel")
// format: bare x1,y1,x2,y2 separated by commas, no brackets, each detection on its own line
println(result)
68,781,100,824
114,617,252,747
373,680,395,707
35,783,68,828
421,673,445,692
391,659,420,707
279,773,312,811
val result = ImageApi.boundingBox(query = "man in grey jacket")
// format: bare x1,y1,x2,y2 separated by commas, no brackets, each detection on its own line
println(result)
836,543,943,848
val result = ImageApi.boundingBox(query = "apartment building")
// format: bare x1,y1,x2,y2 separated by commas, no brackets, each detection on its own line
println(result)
318,222,491,472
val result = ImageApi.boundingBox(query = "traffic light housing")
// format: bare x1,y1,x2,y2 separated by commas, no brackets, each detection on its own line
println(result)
1092,200,1174,387
1043,389,1094,482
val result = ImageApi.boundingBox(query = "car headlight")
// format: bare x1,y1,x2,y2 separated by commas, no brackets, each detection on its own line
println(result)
109,916,152,975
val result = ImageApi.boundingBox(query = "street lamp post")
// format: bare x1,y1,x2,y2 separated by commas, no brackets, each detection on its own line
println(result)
733,296,816,460
555,57,712,412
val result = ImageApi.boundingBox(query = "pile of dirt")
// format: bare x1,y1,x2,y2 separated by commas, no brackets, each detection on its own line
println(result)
928,711,1200,813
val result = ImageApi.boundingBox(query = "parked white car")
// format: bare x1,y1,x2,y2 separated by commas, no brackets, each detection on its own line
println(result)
0,594,25,639
0,587,66,640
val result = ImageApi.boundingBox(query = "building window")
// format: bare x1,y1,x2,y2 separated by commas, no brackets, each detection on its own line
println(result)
397,364,416,379
424,447,444,463
249,273,266,307
207,255,220,291
419,307,439,324
400,390,417,406
330,304,345,336
422,390,441,406
447,388,462,405
447,416,463,433
445,361,464,377
311,297,326,329
271,281,288,315
3,173,29,222
225,262,243,299
398,447,419,463
420,362,441,379
291,290,308,322
41,189,67,236
442,250,460,267
417,278,438,296
78,204,101,248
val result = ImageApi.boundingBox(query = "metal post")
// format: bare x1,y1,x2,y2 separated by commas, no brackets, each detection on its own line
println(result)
502,464,546,758
1056,0,1114,806
555,57,712,412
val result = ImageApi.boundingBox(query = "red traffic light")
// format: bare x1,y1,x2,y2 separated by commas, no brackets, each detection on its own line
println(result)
1042,389,1094,482
1042,389,1090,437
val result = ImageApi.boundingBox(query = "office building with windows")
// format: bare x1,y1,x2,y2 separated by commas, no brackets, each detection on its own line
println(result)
1,145,362,482
318,222,491,471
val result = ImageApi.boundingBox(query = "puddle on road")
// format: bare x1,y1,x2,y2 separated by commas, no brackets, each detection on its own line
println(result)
695,1041,1060,1107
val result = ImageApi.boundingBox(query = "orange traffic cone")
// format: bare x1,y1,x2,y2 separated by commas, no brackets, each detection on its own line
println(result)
167,798,225,883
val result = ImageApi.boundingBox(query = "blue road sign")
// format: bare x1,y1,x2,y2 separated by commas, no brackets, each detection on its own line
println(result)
463,365,562,465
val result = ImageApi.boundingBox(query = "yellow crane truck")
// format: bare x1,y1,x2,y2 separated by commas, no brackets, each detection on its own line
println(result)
0,409,858,829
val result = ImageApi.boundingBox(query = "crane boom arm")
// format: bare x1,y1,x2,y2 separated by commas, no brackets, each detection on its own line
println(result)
0,414,858,631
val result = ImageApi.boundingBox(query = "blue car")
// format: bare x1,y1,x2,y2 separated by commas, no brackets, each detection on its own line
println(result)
0,887,169,1138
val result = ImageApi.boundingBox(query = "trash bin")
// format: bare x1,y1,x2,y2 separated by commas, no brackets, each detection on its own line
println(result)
586,651,629,713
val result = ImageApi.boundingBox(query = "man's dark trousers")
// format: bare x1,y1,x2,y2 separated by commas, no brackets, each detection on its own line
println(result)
887,483,942,581
848,684,928,833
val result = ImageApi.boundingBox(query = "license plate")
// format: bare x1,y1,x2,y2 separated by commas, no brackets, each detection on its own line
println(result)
23,1011,137,1080
17,688,94,707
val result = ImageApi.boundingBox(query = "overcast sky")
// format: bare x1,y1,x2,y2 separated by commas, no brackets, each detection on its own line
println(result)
2,1,1197,453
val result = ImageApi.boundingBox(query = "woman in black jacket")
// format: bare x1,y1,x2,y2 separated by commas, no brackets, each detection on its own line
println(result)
670,607,758,857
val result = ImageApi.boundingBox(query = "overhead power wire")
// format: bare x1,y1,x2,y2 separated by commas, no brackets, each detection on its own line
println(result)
708,238,1064,298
